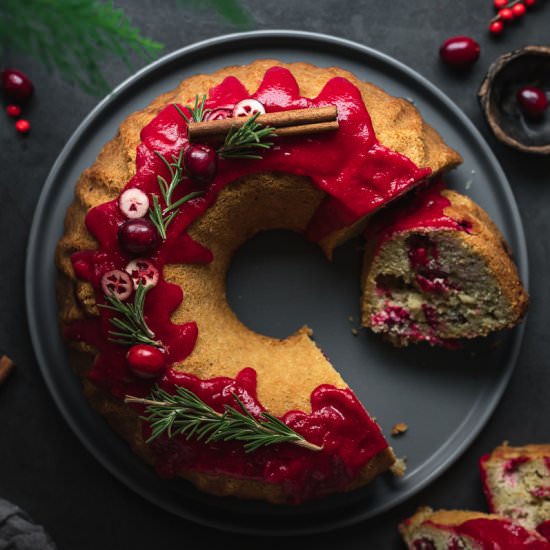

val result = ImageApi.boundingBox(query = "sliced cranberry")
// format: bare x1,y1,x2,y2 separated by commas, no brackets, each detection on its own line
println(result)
232,98,266,117
439,36,480,69
416,273,450,294
504,456,530,473
118,218,160,255
517,86,548,119
125,259,160,289
531,486,550,499
407,235,437,269
371,305,410,328
119,188,149,219
127,344,166,378
101,270,133,300
422,304,439,328
184,144,217,185
204,108,233,121
412,537,436,550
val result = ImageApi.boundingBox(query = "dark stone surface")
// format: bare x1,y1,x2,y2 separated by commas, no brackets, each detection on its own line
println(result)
0,1,549,548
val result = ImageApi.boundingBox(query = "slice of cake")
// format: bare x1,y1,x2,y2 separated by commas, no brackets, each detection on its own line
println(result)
361,184,528,347
399,507,550,549
480,443,550,540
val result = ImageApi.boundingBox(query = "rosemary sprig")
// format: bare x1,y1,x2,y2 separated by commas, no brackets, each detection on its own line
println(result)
148,148,202,239
217,113,276,160
174,95,208,124
99,283,160,347
125,385,323,453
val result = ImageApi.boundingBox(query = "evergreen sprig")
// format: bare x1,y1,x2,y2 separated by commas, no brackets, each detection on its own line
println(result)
217,113,276,160
99,283,160,347
125,385,323,453
174,95,208,124
0,0,163,95
148,148,202,239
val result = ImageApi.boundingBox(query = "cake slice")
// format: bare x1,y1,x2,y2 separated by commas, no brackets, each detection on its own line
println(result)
480,443,550,540
399,507,550,549
361,184,528,347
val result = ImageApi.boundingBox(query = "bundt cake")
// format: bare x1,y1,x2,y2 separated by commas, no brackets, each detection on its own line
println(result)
56,59,464,504
361,184,528,347
399,507,550,549
480,443,550,540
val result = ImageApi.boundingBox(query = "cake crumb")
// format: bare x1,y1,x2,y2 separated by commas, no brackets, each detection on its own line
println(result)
391,422,408,436
351,328,358,336
390,456,407,477
0,355,15,385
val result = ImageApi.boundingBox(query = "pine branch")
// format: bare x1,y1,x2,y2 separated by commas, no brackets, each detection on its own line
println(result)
217,113,276,160
125,385,323,453
0,0,163,96
176,0,252,28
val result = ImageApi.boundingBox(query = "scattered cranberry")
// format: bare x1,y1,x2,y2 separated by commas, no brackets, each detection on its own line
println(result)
1,68,33,103
127,344,166,378
232,98,266,117
125,258,160,289
489,20,505,35
118,218,160,255
494,0,508,7
15,119,30,134
204,108,232,121
439,36,480,69
101,270,133,300
499,7,515,20
512,2,526,16
6,104,21,117
525,0,536,6
517,86,548,119
119,188,149,219
184,144,217,185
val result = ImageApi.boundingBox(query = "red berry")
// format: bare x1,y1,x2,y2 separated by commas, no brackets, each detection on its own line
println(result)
6,104,21,117
125,258,160,289
439,36,481,69
494,0,508,7
512,2,526,16
232,98,266,118
118,218,160,255
101,270,133,300
524,0,536,6
489,20,505,35
127,344,166,378
203,108,232,121
184,144,218,185
517,86,548,119
15,119,30,134
1,68,33,102
119,188,149,219
499,7,515,20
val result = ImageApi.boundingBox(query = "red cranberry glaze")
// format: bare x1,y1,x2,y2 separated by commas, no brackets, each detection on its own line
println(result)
66,67,433,500
537,520,550,541
517,86,549,119
1,68,33,102
439,36,481,69
184,144,218,185
118,218,160,255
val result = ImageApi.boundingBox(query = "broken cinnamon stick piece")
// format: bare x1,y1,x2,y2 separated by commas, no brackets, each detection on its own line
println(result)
188,105,338,142
0,355,15,385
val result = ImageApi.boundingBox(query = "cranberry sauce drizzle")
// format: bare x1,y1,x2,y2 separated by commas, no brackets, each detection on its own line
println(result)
427,518,550,549
65,67,431,497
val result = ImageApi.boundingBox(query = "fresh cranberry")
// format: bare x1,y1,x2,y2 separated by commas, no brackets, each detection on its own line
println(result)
184,144,217,185
1,68,33,102
489,20,505,35
439,36,480,69
127,344,166,378
512,2,526,16
525,0,536,6
118,218,160,255
517,86,548,119
499,7,515,20
101,270,133,300
15,119,30,134
125,258,160,289
494,0,508,7
232,98,266,117
6,104,21,117
204,108,232,121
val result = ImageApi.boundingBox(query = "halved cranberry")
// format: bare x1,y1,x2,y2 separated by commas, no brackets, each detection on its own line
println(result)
232,98,266,117
119,188,149,219
127,344,166,378
204,108,232,121
1,68,33,102
118,218,160,255
416,273,450,293
184,144,217,185
517,86,549,119
101,270,133,300
125,259,160,289
439,36,480,69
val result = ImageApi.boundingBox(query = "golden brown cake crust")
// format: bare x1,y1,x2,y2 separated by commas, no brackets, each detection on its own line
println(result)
56,60,462,503
488,442,550,460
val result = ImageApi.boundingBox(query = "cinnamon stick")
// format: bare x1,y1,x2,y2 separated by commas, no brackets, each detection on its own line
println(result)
0,355,15,385
188,105,338,142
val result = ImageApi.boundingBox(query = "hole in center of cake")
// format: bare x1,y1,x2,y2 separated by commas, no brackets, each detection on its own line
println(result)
226,229,363,340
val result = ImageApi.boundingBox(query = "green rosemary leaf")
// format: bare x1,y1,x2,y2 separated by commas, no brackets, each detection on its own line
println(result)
173,95,208,125
125,386,323,453
217,113,276,160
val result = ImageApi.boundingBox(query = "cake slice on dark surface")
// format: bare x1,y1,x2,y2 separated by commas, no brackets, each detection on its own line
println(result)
480,443,550,540
361,184,528,347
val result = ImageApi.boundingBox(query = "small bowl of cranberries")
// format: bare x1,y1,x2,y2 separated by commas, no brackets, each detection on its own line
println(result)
478,45,550,155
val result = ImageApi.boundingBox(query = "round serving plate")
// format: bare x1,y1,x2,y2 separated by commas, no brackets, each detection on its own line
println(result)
25,30,528,536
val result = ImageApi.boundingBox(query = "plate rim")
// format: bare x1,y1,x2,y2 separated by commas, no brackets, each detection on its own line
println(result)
25,29,528,536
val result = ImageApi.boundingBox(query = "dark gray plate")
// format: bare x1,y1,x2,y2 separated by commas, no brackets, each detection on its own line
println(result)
25,31,528,536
